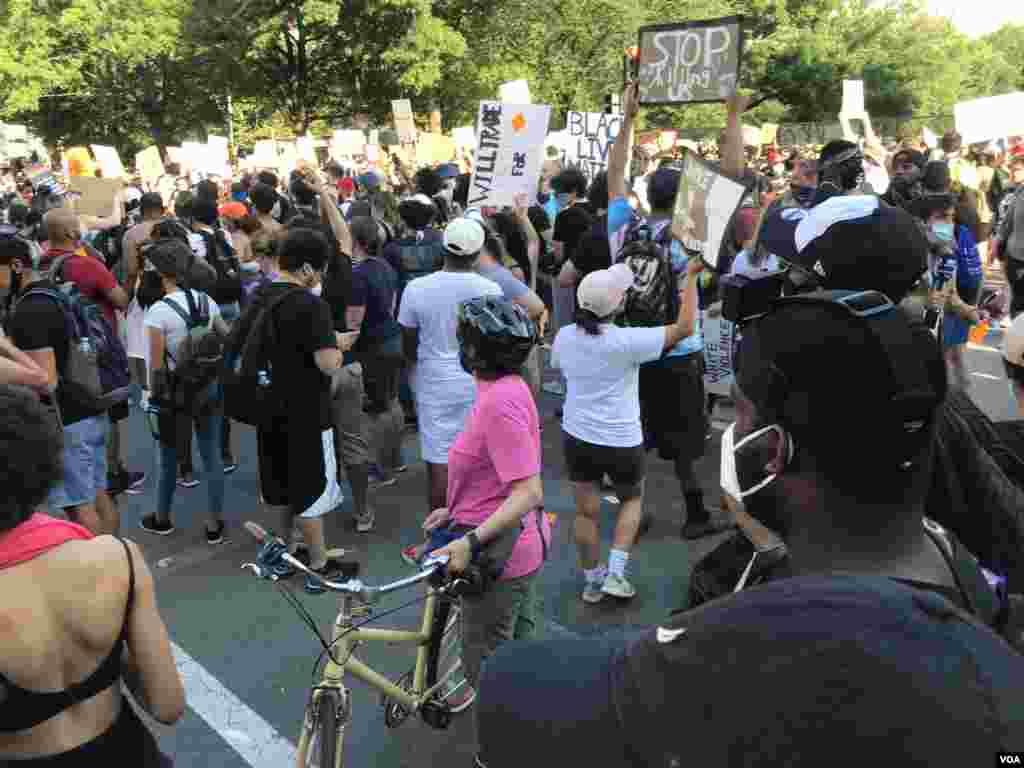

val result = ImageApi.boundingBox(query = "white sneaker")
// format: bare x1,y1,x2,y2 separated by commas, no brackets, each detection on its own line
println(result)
602,572,636,599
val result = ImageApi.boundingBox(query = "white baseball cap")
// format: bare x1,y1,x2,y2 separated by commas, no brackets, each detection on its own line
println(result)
1004,314,1024,370
443,217,486,257
577,263,635,318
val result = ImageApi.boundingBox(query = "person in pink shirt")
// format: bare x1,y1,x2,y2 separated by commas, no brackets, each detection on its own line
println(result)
424,296,546,712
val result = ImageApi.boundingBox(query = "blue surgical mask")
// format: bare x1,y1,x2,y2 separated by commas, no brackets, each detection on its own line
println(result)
794,186,816,207
931,222,955,242
556,193,571,208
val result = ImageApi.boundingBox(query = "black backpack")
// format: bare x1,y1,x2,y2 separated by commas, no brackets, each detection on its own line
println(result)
198,228,242,305
616,220,679,329
222,288,304,428
156,291,225,414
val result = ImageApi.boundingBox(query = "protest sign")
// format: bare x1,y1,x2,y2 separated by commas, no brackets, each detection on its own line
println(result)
392,99,417,144
135,146,164,186
3,124,27,141
922,126,938,148
841,80,865,116
468,102,551,207
417,132,456,165
366,144,379,163
702,315,736,396
91,145,126,178
207,136,230,176
564,111,623,180
637,16,743,105
332,129,365,158
498,80,532,105
297,135,317,164
453,125,476,150
369,129,379,146
954,92,1024,145
760,123,779,145
672,149,748,270
776,122,844,147
68,177,123,217
66,147,96,177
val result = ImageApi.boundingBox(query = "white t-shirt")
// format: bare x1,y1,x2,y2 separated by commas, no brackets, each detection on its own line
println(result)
397,271,502,384
188,227,234,261
552,324,666,447
143,289,221,371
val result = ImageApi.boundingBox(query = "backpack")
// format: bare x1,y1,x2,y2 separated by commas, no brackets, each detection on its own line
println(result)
222,288,305,428
197,228,242,305
616,220,679,329
20,255,133,413
158,291,225,414
396,233,444,288
90,225,127,280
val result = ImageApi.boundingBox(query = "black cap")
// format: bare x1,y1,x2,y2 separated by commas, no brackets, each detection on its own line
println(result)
139,192,164,213
476,575,1024,768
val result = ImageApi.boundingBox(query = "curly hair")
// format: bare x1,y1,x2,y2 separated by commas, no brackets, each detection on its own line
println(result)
0,385,63,532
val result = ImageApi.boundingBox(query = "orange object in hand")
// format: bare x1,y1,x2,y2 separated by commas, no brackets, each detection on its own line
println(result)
968,321,990,345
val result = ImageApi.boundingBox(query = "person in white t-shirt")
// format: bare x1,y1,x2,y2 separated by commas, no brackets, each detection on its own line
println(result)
140,239,231,543
397,218,501,556
552,258,702,604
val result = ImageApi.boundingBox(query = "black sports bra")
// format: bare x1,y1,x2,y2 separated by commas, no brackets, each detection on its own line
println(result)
0,538,136,733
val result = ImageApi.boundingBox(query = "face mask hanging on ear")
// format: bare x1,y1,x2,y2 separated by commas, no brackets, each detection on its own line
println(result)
720,423,794,501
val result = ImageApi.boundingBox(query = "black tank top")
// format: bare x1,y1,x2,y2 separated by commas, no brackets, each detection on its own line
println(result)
0,538,135,733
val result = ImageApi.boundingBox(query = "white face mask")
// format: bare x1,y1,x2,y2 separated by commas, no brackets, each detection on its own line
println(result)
720,423,793,501
310,282,323,297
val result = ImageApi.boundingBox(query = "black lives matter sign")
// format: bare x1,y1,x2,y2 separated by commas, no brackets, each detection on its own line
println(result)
637,16,744,105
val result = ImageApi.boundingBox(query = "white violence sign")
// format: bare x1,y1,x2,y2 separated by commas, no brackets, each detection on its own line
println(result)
955,92,1024,145
467,102,551,207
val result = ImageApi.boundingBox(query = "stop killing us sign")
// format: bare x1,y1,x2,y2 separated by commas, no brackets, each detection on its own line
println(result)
637,16,744,105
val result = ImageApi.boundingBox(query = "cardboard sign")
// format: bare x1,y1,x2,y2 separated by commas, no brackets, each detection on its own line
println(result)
702,315,736,396
841,80,865,116
66,147,96,177
90,145,125,178
955,92,1024,145
68,177,124,217
417,132,456,165
467,102,551,207
135,146,164,186
638,16,743,105
776,122,844,147
333,129,366,157
564,111,624,180
671,149,748,269
498,80,532,105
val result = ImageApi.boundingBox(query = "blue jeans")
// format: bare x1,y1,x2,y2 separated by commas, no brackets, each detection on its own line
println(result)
158,405,224,524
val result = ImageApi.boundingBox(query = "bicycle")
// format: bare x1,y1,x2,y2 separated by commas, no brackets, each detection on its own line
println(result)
241,522,473,768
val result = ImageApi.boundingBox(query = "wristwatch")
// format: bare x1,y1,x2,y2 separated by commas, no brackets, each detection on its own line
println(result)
466,530,482,558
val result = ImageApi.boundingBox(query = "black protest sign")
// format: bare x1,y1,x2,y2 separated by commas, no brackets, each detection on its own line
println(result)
565,111,624,180
776,122,846,147
637,16,743,105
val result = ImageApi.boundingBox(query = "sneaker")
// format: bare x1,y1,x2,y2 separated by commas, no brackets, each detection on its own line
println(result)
223,462,238,475
106,472,132,498
601,572,637,599
401,543,423,567
442,681,477,714
177,473,199,489
582,580,605,604
355,510,375,533
140,515,175,536
205,521,227,545
123,470,146,495
681,518,735,540
393,464,409,474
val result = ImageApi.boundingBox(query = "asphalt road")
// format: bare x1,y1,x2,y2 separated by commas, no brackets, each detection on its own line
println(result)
112,325,1015,767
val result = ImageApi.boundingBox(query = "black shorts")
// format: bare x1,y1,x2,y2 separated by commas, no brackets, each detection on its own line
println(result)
639,353,708,462
563,431,645,499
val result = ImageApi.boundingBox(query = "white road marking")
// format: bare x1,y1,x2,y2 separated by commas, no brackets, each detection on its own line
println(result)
971,372,1002,381
172,642,296,767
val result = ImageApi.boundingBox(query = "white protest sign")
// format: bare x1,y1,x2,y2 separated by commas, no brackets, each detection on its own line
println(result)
922,126,938,148
90,145,125,178
672,149,749,269
4,124,28,141
207,135,231,176
297,135,317,164
453,125,476,150
702,315,736,396
842,80,865,116
135,146,164,186
333,130,365,157
468,102,551,207
955,92,1024,145
369,129,379,146
498,80,532,105
392,99,417,144
564,111,623,181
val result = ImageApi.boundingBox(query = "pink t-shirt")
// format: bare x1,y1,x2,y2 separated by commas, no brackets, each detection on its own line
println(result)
447,375,548,580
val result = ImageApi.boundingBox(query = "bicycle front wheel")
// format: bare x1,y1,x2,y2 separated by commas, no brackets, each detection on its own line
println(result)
299,689,346,768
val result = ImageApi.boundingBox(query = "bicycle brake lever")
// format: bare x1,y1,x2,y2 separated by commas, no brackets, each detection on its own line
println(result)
241,562,277,581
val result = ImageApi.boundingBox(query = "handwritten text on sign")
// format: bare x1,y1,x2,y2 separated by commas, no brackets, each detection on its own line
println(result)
564,111,623,180
702,315,736,397
638,17,742,105
468,102,551,207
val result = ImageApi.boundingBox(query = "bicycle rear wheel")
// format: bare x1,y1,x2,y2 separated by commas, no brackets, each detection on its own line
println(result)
299,689,346,768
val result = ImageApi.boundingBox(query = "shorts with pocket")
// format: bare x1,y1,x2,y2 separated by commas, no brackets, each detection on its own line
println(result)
639,353,708,463
49,415,109,510
562,431,645,499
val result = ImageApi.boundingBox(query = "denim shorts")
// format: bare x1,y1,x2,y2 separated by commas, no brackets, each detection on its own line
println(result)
48,415,109,510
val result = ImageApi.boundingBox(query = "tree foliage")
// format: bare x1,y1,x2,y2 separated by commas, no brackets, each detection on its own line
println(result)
2,0,1021,161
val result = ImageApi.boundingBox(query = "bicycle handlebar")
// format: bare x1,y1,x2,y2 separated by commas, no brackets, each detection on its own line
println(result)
241,521,450,603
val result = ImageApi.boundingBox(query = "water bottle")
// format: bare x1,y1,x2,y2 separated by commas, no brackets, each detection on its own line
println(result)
257,370,271,388
78,337,95,356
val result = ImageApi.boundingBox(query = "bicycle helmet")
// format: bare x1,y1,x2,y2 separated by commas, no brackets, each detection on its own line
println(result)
457,296,537,376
